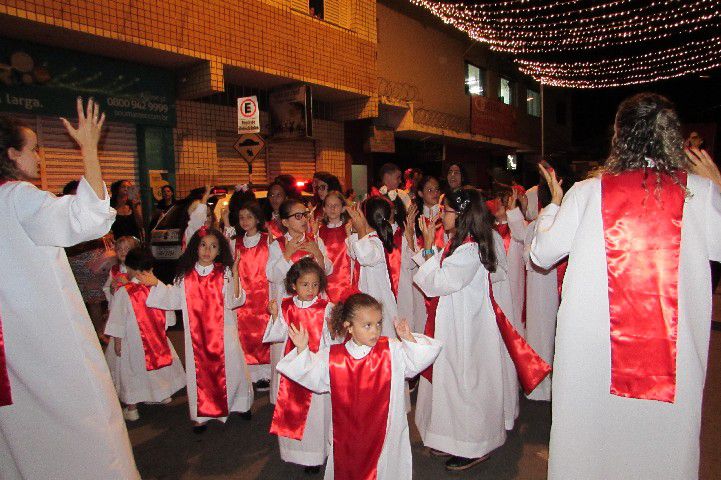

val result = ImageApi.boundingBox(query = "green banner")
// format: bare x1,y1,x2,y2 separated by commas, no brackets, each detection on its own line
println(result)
0,38,175,126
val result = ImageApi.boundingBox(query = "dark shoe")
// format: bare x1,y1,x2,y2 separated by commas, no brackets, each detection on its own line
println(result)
303,465,321,475
253,379,271,392
239,410,252,421
445,455,490,471
192,424,207,434
429,448,451,457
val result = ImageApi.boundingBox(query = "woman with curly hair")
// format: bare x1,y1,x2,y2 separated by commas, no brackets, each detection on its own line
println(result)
531,92,721,480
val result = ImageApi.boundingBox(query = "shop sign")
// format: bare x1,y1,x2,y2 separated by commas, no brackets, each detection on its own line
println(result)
470,95,518,141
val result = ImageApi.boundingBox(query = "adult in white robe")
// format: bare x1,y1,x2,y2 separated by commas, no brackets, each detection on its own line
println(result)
104,280,186,405
263,296,333,466
146,263,253,423
276,334,441,479
266,232,332,402
413,241,508,459
531,173,721,479
0,99,139,480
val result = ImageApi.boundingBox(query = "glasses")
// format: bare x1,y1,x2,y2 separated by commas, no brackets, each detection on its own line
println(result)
285,211,310,220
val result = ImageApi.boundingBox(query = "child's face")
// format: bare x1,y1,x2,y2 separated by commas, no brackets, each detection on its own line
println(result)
323,195,344,222
282,204,309,236
492,197,507,221
441,199,458,233
346,306,383,348
197,235,220,266
268,185,286,211
238,209,259,234
294,271,320,301
115,241,132,264
418,178,441,207
382,170,401,190
447,165,462,189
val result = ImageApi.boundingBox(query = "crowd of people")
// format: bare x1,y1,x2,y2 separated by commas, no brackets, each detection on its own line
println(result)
0,93,720,480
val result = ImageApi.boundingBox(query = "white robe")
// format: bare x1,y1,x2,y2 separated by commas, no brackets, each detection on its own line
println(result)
266,232,333,403
104,280,186,405
413,242,508,458
523,218,559,401
0,177,139,480
102,262,127,305
524,185,539,221
276,334,442,479
146,263,253,423
183,202,207,247
531,174,721,480
505,207,528,333
263,296,333,466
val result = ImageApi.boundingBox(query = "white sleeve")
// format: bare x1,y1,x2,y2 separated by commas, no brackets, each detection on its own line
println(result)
276,347,331,394
491,231,508,284
102,272,114,303
146,281,184,310
11,178,115,247
315,236,334,275
507,207,527,242
104,287,129,338
530,184,581,269
705,180,721,262
267,240,292,284
351,234,386,267
262,311,289,344
320,303,334,349
183,203,207,246
525,186,539,221
346,234,358,260
413,243,481,297
398,334,442,378
224,270,245,310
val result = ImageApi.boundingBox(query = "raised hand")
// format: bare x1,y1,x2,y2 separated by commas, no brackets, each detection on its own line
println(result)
686,148,721,189
302,239,324,266
221,205,231,228
269,299,279,319
394,318,416,343
538,163,563,206
136,271,159,287
283,236,304,261
288,323,309,352
418,214,436,250
346,203,368,238
308,208,320,237
61,97,105,153
505,189,518,210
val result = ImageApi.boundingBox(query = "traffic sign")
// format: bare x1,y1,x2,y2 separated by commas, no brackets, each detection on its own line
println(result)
237,96,260,134
234,133,265,164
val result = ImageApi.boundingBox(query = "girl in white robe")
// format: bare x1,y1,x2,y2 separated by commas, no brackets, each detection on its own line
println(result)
413,188,509,471
104,248,186,420
531,93,721,480
0,99,139,479
263,258,333,472
266,198,333,403
102,235,140,305
276,293,441,480
143,227,253,429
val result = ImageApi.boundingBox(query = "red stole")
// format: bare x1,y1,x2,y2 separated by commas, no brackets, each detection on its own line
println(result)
329,337,391,480
602,170,686,402
0,180,13,406
421,236,470,383
235,233,271,365
110,264,130,292
276,234,315,264
267,218,284,239
384,227,403,299
125,283,173,370
488,273,551,394
270,297,329,440
184,265,229,417
495,222,512,253
319,224,354,304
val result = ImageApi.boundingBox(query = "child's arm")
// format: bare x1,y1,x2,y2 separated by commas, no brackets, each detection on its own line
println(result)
102,271,114,303
224,265,245,310
507,206,528,242
413,242,480,298
139,271,184,310
351,233,386,267
262,300,288,344
394,318,443,378
266,241,293,284
105,287,129,355
490,231,509,284
276,330,331,394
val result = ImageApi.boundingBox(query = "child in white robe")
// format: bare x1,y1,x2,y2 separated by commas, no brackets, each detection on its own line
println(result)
277,293,441,480
141,226,253,432
104,248,185,421
103,235,140,305
266,198,333,403
264,258,333,474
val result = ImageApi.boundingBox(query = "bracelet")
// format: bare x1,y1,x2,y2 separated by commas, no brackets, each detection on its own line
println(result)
422,248,434,256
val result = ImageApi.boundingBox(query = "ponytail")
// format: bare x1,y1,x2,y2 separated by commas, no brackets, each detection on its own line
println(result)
362,197,395,252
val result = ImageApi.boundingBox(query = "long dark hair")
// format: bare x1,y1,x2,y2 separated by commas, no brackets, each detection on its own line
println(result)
0,115,27,181
227,188,257,229
284,257,328,295
175,227,234,282
110,180,132,208
414,175,440,237
445,189,496,272
443,162,469,194
313,171,342,203
362,196,395,253
602,93,690,189
329,292,382,339
232,200,267,238
261,180,289,221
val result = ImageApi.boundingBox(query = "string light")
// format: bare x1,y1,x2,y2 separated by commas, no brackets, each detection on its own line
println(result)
409,0,721,88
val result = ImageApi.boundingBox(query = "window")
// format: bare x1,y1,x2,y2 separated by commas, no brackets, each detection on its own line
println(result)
465,63,485,96
309,0,324,19
527,89,540,117
499,77,513,105
506,154,518,171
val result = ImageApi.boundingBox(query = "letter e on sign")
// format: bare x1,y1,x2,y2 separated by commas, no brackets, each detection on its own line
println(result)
238,96,260,134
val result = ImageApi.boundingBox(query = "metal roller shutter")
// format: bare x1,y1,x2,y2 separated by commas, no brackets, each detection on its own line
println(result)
267,138,317,183
216,130,268,186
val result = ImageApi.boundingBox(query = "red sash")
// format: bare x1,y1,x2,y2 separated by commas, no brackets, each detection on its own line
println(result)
125,283,173,370
495,223,512,253
184,265,229,417
384,227,403,299
329,337,391,480
235,233,271,365
276,234,315,264
421,236,469,382
319,224,354,303
270,297,328,440
110,264,130,293
602,170,686,402
488,273,552,395
267,218,284,239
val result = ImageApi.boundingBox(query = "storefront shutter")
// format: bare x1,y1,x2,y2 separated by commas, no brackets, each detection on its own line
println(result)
267,138,317,183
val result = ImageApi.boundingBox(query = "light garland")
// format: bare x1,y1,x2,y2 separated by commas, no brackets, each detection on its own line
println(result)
409,0,721,88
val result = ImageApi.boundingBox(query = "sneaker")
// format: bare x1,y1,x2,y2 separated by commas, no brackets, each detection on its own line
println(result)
253,379,271,392
444,454,490,471
123,407,139,422
303,466,321,475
